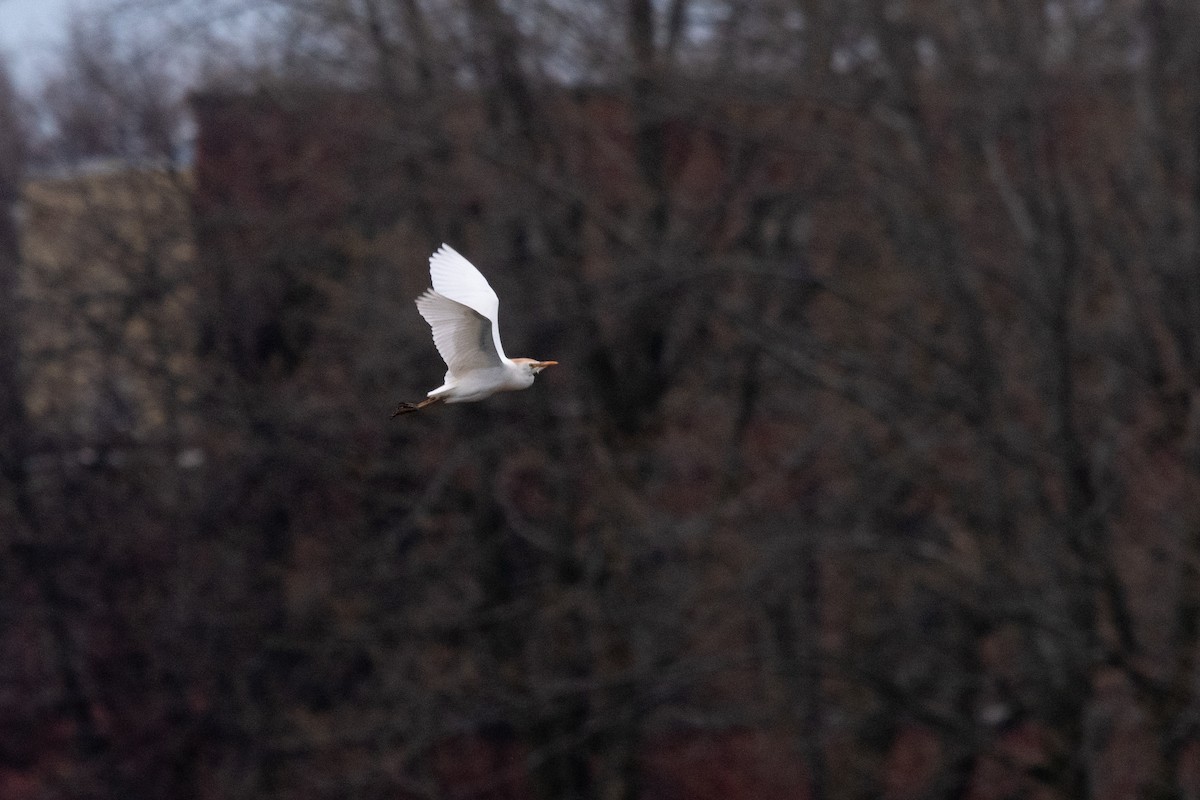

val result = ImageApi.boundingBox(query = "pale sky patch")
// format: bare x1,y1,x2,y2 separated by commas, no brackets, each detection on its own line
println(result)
0,0,77,87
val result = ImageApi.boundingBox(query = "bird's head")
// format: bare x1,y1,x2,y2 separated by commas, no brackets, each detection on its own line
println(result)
512,358,558,377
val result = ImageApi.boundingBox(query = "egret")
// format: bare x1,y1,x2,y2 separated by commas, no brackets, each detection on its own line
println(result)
391,244,557,417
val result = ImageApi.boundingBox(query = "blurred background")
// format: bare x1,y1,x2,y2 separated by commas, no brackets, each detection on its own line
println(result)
2,0,1199,798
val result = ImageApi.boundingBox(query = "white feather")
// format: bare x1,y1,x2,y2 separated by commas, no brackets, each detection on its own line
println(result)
427,243,507,362
415,290,503,376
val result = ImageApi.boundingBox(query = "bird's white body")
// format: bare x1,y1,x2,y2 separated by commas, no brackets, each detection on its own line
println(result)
394,244,554,415
427,363,535,403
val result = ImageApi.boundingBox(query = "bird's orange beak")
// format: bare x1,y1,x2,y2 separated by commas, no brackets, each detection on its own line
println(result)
536,361,558,368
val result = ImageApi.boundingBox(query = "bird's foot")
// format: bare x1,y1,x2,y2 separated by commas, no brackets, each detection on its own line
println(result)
390,397,442,417
390,402,419,417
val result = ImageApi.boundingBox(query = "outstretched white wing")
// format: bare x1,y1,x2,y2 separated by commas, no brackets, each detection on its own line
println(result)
416,290,503,375
427,244,507,361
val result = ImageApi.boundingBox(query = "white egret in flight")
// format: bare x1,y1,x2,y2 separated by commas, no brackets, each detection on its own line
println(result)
392,244,557,416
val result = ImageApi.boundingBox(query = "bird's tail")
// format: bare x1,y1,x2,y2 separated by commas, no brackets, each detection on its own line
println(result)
390,396,444,417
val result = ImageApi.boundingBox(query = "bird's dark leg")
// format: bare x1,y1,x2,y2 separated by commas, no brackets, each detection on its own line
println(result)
390,396,444,417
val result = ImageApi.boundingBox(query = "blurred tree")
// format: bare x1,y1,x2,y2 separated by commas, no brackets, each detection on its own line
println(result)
7,1,1200,799
1,20,217,797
